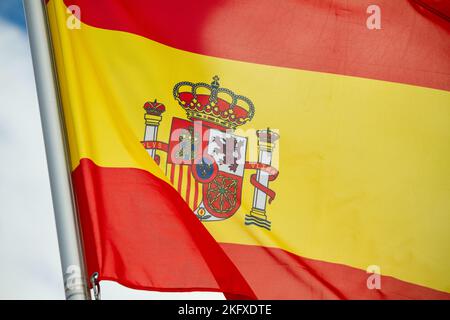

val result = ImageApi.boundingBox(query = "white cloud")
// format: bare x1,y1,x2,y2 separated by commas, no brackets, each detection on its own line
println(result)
0,18,222,300
0,18,63,299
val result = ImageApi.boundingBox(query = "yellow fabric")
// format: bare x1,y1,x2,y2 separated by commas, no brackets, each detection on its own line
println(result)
47,0,450,293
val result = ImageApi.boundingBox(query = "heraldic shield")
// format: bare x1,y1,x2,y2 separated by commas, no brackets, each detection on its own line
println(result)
167,119,247,221
141,76,279,230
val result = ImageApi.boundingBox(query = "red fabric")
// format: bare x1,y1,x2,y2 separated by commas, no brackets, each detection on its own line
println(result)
72,158,255,299
63,0,450,91
220,243,450,299
72,159,450,299
411,0,450,22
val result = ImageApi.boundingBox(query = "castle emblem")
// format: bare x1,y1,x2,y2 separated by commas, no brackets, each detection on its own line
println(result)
141,76,279,230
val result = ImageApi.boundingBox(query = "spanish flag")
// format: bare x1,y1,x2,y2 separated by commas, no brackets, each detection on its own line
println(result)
45,0,450,299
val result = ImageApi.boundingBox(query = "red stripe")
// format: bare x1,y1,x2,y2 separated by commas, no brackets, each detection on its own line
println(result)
186,166,191,204
169,163,175,185
72,158,255,298
220,243,450,300
194,181,199,210
71,159,450,299
177,165,183,193
62,0,450,91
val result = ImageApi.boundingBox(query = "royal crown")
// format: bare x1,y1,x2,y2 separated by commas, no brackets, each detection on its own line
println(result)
143,99,166,116
173,76,255,129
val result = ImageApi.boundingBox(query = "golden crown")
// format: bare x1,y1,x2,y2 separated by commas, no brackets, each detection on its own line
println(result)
173,76,255,129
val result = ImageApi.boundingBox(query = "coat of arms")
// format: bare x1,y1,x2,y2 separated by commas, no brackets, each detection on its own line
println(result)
141,76,279,230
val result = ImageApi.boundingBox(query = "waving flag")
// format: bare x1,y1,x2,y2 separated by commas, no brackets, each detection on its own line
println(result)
45,0,450,299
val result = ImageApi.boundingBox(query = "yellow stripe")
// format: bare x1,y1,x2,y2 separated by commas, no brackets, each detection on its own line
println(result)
175,165,195,209
181,165,188,205
47,0,450,292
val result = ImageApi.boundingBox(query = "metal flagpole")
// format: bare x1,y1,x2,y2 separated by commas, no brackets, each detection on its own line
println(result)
23,0,91,300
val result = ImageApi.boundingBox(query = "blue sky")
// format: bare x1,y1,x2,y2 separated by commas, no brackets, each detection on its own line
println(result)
0,0,26,28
